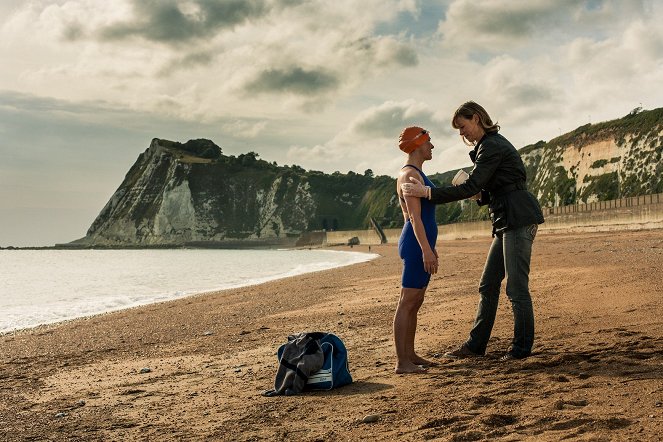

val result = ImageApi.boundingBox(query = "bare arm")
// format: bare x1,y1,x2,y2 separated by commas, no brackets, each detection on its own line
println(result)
402,176,479,201
396,181,410,224
398,170,438,274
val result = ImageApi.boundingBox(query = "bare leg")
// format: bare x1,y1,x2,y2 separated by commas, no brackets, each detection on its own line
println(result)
394,287,428,373
404,286,436,366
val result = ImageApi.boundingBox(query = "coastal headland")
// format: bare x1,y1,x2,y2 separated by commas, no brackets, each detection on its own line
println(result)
1,229,661,441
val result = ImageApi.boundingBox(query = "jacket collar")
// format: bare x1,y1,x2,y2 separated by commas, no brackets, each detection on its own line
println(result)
468,132,498,163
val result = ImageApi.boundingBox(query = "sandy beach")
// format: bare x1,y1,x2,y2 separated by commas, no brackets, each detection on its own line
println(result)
1,229,662,441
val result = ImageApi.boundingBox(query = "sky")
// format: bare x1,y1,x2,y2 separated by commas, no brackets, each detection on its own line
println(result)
2,0,663,246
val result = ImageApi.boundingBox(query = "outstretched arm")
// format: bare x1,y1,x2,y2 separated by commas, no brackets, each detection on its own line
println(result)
400,176,429,198
402,142,501,204
402,176,480,203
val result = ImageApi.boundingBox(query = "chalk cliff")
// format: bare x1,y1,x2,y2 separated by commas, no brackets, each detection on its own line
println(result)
77,107,662,246
76,139,396,246
520,106,663,206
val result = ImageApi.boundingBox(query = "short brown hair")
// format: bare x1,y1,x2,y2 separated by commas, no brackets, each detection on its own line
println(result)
452,101,500,133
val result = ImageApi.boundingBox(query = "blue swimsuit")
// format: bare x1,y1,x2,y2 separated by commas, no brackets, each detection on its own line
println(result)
398,165,438,289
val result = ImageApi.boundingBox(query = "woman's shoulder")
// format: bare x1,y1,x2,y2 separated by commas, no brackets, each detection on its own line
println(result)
397,165,423,182
481,132,513,148
478,133,516,156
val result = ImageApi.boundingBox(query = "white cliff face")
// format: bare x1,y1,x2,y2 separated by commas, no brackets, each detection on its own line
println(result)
294,181,315,221
622,135,659,180
152,181,198,242
561,139,623,203
254,177,283,238
84,141,201,245
252,176,317,239
562,140,618,180
522,118,662,206
82,139,319,246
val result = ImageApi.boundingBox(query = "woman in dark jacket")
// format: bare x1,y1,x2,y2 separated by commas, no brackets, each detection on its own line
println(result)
401,101,544,360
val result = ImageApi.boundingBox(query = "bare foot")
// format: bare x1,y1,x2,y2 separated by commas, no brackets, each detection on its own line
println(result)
411,356,438,367
394,362,428,374
410,352,439,367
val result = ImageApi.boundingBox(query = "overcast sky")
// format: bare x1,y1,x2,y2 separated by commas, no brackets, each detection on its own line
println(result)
2,0,663,246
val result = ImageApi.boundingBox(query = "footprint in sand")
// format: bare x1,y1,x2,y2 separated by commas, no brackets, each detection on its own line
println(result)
480,413,518,427
418,416,462,430
546,416,632,433
553,399,588,410
548,418,593,431
470,395,496,409
449,430,485,441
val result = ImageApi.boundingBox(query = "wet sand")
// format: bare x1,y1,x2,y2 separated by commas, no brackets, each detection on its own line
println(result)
1,229,662,441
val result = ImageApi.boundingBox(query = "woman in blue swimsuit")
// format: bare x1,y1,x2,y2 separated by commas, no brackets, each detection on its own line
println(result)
393,126,438,374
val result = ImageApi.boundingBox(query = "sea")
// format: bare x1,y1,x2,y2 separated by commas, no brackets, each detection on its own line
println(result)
0,248,378,334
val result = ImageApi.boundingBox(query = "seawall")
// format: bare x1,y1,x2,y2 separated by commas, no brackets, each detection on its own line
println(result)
540,193,663,234
309,192,663,246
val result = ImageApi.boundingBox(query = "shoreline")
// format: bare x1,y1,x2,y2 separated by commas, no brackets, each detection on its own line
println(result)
1,231,661,441
0,248,378,336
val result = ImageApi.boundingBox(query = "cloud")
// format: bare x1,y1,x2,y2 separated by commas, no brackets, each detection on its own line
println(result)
220,119,267,138
621,16,663,60
350,100,450,138
286,143,331,164
374,1,445,39
439,0,569,49
430,0,660,142
157,50,217,76
341,35,419,68
378,39,418,66
438,0,650,52
62,22,85,41
244,66,340,95
232,35,417,108
282,99,459,176
98,0,268,45
482,56,561,114
1,0,423,116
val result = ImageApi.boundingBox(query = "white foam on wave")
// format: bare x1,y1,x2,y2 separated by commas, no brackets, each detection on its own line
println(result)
0,249,379,333
202,250,379,292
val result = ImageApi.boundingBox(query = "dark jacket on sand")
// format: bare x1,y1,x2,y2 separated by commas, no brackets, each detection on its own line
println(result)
429,132,544,235
263,332,324,397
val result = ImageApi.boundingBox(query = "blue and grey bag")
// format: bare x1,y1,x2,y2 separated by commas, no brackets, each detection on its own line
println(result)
277,332,352,390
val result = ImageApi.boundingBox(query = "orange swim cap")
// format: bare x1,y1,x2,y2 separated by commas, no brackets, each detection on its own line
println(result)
398,126,430,153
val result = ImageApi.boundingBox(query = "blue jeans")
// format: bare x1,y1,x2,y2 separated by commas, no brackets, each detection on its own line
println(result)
465,224,537,358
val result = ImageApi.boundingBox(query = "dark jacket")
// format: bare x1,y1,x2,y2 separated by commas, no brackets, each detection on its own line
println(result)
263,332,325,397
429,132,544,234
